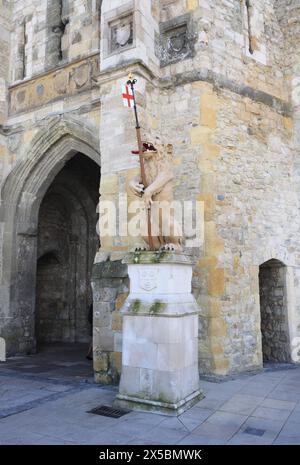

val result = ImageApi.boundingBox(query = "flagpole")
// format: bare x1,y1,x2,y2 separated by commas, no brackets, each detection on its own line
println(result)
127,75,154,251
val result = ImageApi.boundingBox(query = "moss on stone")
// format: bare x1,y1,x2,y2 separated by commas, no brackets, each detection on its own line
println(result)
149,300,166,314
130,299,141,313
156,393,172,404
133,251,141,264
152,250,167,263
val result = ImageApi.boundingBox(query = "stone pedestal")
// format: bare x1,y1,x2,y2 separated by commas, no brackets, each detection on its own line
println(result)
115,252,203,416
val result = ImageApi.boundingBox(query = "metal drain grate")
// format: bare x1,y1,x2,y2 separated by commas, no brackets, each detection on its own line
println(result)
244,427,265,437
88,405,131,418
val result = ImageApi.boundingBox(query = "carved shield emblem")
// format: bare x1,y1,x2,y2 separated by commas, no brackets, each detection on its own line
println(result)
116,23,131,46
73,64,89,88
53,70,68,94
139,268,158,292
168,33,186,53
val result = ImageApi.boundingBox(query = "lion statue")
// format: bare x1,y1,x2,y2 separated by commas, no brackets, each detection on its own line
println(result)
129,139,183,251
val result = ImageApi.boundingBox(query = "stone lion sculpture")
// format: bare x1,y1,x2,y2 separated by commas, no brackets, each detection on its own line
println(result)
129,140,183,251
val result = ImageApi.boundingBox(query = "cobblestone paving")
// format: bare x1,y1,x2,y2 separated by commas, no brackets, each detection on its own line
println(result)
0,348,300,445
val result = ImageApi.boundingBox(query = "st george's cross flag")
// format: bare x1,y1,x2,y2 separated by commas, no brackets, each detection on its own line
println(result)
122,85,134,108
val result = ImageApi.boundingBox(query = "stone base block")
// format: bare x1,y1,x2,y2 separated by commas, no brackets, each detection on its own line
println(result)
114,389,204,416
115,252,203,416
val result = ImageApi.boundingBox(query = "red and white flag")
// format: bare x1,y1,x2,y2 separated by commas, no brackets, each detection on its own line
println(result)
122,85,134,108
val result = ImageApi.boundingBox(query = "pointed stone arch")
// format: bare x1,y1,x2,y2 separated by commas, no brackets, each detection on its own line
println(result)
0,115,100,355
255,247,294,268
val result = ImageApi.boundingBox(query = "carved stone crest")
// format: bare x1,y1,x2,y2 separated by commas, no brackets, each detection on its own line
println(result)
53,70,68,95
110,14,134,53
157,14,196,67
73,64,89,88
116,23,132,47
168,31,187,53
7,133,21,152
139,268,158,292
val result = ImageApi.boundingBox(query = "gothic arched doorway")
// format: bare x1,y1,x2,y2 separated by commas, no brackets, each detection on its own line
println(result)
0,116,100,357
35,153,100,350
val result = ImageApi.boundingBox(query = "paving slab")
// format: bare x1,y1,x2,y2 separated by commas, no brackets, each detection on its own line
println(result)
228,432,274,445
178,407,214,432
219,394,265,416
177,434,225,445
251,406,291,422
137,426,189,445
260,398,297,411
237,416,285,443
279,419,300,438
273,435,300,445
191,422,238,442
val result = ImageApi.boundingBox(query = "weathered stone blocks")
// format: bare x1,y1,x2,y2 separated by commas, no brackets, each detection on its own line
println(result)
92,259,129,384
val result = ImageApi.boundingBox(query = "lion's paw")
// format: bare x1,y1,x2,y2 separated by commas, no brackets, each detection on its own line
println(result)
134,246,149,252
160,243,176,251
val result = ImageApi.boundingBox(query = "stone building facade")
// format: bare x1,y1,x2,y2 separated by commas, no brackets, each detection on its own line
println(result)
1,0,300,383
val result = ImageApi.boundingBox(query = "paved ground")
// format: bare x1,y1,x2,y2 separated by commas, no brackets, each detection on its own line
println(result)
0,345,300,445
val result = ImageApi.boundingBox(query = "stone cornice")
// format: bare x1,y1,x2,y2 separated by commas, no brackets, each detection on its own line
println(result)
97,59,291,116
160,68,291,116
7,54,100,117
6,55,291,118
96,59,157,87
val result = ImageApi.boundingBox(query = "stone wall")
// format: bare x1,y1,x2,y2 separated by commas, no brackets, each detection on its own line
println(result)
10,0,101,81
92,260,129,384
36,253,67,344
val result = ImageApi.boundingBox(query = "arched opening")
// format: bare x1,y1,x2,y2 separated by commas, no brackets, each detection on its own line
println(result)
0,116,100,358
259,259,291,363
35,153,100,352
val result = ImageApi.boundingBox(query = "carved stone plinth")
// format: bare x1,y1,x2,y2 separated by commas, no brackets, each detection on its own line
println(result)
114,251,203,416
